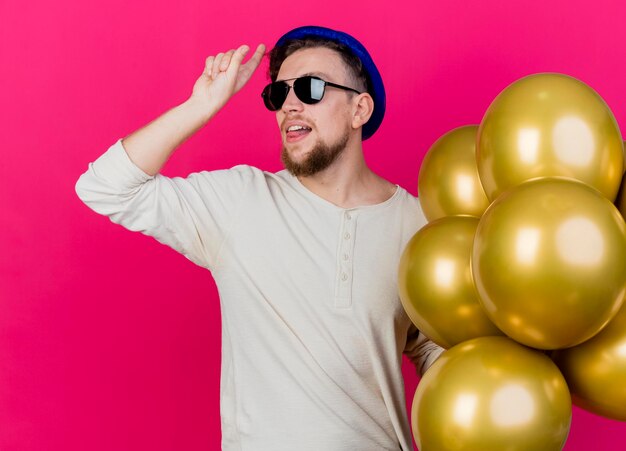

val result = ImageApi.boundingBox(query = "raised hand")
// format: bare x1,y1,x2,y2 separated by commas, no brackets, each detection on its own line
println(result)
117,44,265,176
190,43,266,114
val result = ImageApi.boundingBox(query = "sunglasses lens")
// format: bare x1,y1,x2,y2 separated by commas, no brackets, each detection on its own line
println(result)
262,77,326,111
294,77,325,104
262,82,289,111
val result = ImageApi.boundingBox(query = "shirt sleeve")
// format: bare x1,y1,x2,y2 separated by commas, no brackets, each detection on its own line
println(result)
403,324,445,376
75,139,255,269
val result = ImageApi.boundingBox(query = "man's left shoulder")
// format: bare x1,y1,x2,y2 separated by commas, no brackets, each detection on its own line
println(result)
391,186,428,232
392,185,422,211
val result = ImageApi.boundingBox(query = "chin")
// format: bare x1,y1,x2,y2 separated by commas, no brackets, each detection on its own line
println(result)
283,142,311,160
281,133,348,177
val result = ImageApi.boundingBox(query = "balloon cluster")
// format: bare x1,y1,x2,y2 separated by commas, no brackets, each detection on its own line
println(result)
400,73,626,450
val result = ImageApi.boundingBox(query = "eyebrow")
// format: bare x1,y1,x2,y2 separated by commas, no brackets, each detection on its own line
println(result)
302,71,328,79
277,72,332,82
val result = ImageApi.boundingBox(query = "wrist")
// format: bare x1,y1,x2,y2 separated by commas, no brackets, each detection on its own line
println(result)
183,95,218,124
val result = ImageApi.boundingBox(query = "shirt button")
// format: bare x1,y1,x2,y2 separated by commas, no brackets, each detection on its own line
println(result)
344,232,351,240
341,273,348,281
346,212,352,220
343,253,349,261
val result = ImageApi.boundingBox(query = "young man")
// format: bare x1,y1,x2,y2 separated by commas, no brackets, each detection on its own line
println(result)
76,26,442,451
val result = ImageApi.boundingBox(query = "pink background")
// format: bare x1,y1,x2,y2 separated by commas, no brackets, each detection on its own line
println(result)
1,0,625,449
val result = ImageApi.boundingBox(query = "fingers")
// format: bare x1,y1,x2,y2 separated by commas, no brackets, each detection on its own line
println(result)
212,52,224,79
231,44,266,93
220,50,236,71
209,48,241,80
224,45,251,77
229,45,250,67
230,44,265,78
245,44,266,69
204,55,215,78
203,43,266,81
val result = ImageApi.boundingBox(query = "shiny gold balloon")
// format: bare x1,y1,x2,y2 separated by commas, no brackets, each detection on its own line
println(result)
398,216,503,348
412,336,571,450
418,125,490,221
477,73,623,201
472,177,626,350
553,304,626,421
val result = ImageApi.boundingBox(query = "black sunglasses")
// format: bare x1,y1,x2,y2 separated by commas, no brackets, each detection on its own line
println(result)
261,76,362,111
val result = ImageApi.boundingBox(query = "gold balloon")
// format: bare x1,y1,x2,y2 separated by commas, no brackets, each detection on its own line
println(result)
398,216,503,348
472,177,626,350
553,304,626,421
418,125,490,221
412,336,571,451
477,73,623,201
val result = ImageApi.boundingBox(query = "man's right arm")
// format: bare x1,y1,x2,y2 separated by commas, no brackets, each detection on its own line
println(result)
122,43,266,176
74,44,266,269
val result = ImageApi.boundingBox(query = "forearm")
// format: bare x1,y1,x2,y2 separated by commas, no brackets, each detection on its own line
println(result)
122,96,215,176
118,44,265,176
404,327,445,375
123,44,265,175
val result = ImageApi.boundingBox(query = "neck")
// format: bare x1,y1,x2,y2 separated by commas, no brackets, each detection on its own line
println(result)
296,141,397,209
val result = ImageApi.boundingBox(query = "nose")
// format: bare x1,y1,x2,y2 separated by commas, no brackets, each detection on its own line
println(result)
281,84,304,113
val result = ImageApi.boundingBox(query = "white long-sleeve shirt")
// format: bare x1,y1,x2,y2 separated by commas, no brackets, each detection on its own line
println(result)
75,140,443,451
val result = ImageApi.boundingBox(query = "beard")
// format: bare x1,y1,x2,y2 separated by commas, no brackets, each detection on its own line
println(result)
281,132,350,177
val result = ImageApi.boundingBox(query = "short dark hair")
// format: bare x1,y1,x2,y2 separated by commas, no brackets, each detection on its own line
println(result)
268,38,370,94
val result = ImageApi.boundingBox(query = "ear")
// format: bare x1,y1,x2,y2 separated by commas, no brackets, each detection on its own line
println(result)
351,93,374,131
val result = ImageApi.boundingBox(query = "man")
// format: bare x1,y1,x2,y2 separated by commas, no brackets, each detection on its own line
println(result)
76,26,443,451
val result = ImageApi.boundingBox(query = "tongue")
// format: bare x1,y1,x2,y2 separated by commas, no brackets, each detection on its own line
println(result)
287,129,310,139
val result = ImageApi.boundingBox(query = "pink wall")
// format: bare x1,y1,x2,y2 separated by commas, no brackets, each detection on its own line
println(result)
1,0,625,449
